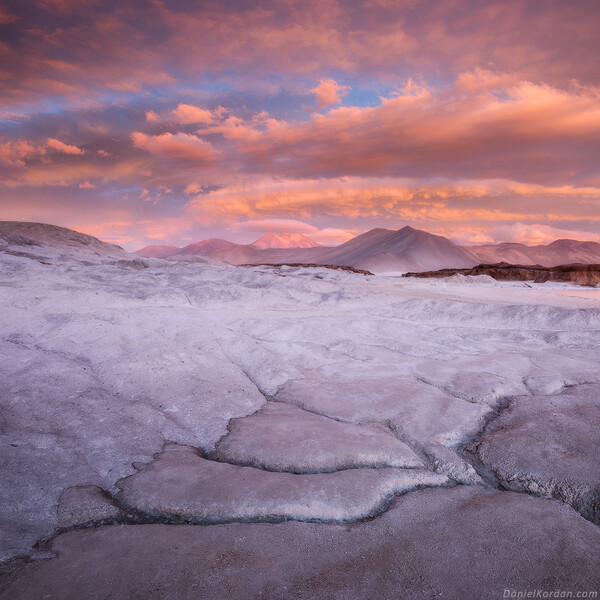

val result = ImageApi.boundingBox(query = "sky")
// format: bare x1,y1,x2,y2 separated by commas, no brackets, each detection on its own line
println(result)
1,0,599,250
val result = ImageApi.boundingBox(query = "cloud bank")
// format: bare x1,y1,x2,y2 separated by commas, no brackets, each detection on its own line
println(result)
0,1,598,249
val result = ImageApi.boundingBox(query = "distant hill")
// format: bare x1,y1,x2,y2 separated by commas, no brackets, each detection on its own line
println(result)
251,232,320,249
463,239,600,267
136,239,237,259
135,244,180,258
0,221,131,263
135,232,320,261
178,239,238,256
304,226,478,273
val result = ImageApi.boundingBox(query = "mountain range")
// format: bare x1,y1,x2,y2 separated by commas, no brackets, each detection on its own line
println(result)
136,226,600,274
1,220,599,277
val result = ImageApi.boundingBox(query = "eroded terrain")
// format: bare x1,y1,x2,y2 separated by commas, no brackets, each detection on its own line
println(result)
0,223,599,599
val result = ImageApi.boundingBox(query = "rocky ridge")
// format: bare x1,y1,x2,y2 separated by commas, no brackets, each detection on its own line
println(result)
404,262,600,286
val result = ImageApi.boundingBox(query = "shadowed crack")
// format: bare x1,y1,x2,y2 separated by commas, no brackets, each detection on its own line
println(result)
461,384,600,526
459,395,513,489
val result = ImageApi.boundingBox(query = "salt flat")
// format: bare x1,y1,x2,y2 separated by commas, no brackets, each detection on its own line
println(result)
0,223,599,598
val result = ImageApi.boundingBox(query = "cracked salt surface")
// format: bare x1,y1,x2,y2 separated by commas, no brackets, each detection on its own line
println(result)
0,222,599,597
116,444,448,522
3,488,599,600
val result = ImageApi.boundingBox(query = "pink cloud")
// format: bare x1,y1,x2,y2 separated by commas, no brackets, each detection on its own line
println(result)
3,1,599,112
131,131,215,163
69,220,136,246
184,182,202,195
0,139,40,163
145,110,160,123
490,223,600,245
223,77,600,183
47,138,84,155
172,104,216,125
311,78,349,108
0,6,18,24
229,218,320,235
78,180,98,189
308,228,355,245
228,218,354,245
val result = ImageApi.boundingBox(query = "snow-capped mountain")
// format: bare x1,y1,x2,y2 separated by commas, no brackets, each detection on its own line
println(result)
251,232,320,249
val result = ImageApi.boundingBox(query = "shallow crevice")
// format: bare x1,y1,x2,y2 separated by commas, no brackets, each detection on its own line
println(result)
375,419,435,471
201,452,423,475
457,395,514,489
266,393,354,426
415,375,517,407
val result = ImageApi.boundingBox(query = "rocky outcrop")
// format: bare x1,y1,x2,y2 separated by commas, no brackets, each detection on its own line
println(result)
404,262,600,286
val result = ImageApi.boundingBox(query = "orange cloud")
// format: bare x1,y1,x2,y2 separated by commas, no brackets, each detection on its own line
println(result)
124,74,595,189
2,0,599,253
186,176,600,229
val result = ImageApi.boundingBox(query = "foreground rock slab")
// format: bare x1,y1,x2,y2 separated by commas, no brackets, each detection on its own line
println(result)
273,376,489,484
2,487,598,600
471,383,600,524
116,445,448,522
213,401,424,472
